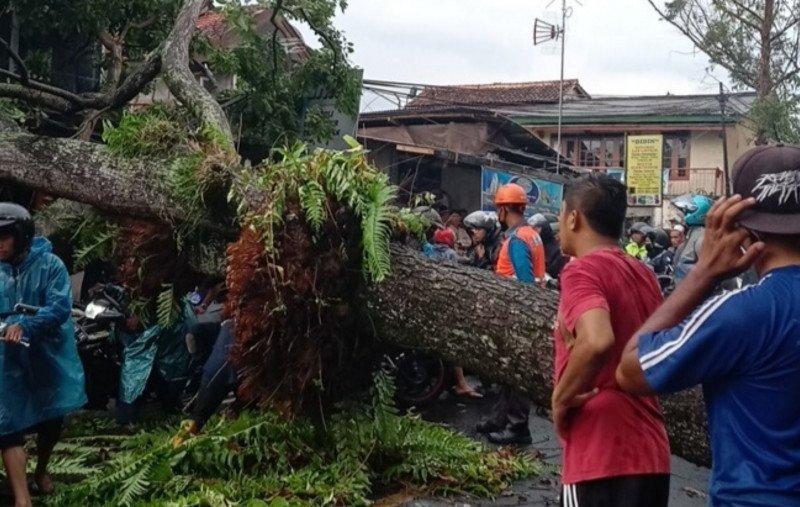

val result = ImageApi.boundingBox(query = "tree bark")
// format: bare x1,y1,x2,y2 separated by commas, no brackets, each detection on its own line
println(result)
162,0,233,142
756,0,776,144
0,131,186,222
364,246,711,466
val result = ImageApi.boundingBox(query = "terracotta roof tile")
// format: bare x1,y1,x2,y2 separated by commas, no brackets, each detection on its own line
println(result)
196,7,309,59
406,79,588,108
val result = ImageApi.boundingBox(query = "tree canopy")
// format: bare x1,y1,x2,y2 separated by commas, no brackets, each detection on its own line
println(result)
648,0,800,142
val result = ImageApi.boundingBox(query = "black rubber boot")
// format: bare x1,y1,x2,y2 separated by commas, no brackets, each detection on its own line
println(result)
476,418,504,434
487,423,532,445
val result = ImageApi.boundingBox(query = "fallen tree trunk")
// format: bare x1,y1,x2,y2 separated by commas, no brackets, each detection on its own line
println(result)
0,132,711,465
365,245,711,466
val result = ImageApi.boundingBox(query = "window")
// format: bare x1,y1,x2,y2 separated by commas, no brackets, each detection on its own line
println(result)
664,134,690,180
561,135,625,170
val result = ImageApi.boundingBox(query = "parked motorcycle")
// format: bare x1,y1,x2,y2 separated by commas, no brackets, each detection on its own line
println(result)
73,282,199,417
73,283,127,408
383,348,447,406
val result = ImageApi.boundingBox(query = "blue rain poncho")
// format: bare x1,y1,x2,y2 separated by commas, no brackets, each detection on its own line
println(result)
118,299,195,404
0,237,87,435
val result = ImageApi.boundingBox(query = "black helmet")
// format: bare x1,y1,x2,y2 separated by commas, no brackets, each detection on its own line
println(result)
628,221,653,236
647,228,670,251
0,203,35,257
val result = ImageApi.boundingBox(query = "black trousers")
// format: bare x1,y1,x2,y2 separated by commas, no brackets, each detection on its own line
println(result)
561,474,670,507
488,386,530,428
0,417,64,450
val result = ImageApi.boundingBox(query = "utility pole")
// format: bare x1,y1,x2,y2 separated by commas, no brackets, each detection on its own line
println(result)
718,82,731,196
555,0,567,175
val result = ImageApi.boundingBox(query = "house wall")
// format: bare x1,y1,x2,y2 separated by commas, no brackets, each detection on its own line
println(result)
536,123,756,227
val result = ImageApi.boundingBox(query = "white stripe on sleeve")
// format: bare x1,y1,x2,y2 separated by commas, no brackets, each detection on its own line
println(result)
641,282,763,371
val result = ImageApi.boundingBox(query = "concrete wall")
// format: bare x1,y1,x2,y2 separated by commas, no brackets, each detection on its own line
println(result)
690,130,723,169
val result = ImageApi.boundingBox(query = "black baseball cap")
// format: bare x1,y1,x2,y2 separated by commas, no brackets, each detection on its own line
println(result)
732,144,800,234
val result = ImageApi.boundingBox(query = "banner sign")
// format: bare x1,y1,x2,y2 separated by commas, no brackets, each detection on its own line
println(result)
481,167,564,217
625,135,663,206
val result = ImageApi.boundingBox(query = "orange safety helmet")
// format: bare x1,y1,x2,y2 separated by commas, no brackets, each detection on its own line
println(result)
494,183,528,206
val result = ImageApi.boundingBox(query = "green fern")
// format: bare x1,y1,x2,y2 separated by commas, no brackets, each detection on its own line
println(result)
73,229,117,270
298,180,327,234
360,180,396,282
241,142,399,282
156,285,181,328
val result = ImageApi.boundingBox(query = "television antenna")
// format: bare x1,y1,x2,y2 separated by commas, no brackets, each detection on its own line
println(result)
533,0,581,174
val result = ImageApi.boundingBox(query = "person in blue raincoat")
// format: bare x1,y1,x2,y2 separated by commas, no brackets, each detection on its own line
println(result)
0,203,86,506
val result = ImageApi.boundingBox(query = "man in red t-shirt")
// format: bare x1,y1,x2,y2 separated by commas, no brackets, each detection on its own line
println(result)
552,174,670,507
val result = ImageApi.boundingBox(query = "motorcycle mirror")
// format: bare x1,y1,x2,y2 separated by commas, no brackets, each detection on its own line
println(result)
85,301,108,320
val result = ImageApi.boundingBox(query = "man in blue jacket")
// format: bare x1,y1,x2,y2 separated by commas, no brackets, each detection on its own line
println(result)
617,145,800,506
0,203,86,506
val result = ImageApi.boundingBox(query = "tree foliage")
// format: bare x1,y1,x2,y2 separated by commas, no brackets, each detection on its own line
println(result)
43,373,541,506
198,0,361,157
649,0,800,141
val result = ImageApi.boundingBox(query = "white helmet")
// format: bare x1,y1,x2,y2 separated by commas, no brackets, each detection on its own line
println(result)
463,210,499,233
527,213,548,228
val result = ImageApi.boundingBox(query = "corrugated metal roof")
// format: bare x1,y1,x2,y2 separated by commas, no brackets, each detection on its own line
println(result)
495,92,757,124
406,79,589,108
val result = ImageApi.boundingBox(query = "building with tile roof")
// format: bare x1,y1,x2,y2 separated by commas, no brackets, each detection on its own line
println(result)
360,80,759,225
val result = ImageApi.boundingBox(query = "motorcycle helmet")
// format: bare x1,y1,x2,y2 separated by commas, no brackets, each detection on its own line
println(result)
672,194,713,226
628,221,653,237
463,210,499,234
494,184,528,206
647,228,670,251
646,228,670,258
0,202,35,259
527,213,548,229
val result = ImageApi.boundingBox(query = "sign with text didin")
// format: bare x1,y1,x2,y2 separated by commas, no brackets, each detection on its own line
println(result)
625,135,663,206
481,167,563,217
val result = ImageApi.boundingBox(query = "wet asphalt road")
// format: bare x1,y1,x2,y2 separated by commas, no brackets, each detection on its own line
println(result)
402,383,710,507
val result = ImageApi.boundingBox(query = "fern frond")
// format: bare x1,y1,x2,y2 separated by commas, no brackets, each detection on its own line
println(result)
73,229,117,270
298,180,327,234
117,456,153,506
360,182,397,282
156,285,181,328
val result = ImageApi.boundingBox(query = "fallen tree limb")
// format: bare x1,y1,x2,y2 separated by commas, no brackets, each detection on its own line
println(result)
0,131,180,220
0,127,711,466
364,245,711,466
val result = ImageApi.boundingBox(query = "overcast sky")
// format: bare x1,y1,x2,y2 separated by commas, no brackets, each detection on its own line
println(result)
296,0,741,111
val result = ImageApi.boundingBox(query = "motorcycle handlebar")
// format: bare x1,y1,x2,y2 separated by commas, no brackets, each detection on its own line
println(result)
13,303,40,316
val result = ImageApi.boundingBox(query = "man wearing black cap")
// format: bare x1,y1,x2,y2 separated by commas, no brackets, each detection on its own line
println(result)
615,144,800,506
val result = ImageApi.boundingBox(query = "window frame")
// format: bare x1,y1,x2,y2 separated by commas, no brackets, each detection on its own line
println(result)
561,135,625,171
664,134,691,181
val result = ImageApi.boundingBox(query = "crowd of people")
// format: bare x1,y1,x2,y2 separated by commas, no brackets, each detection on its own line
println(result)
0,144,797,506
414,144,800,507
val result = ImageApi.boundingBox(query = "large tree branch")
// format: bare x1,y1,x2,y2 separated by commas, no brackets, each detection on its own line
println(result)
364,246,712,466
162,0,233,143
0,131,184,221
0,36,29,84
647,0,758,89
0,82,72,112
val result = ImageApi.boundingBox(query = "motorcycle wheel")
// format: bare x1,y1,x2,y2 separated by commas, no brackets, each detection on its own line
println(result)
393,352,447,406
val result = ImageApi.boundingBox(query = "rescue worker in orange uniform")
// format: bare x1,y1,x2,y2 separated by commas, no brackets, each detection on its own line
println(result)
477,183,546,445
